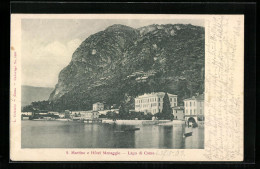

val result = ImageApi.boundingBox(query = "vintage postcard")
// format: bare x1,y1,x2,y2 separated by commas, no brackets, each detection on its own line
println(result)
10,14,244,161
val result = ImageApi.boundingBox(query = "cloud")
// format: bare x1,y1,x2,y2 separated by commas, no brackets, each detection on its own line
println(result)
44,39,82,61
45,41,67,57
22,39,83,87
67,39,82,53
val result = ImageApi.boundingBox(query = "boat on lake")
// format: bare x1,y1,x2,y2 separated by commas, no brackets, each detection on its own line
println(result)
183,132,192,137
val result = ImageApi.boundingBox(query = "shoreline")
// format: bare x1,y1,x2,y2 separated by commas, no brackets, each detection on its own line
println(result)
102,119,185,125
23,119,204,127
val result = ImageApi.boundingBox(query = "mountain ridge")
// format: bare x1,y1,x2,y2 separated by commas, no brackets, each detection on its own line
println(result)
41,23,204,111
22,85,54,108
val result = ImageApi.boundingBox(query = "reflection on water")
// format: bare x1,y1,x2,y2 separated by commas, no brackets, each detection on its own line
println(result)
22,121,204,149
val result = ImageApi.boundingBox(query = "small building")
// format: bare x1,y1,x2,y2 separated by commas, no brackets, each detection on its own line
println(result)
58,112,66,118
98,110,110,115
93,102,104,111
110,109,119,114
21,112,32,120
38,112,48,115
21,112,32,116
71,111,89,120
82,111,100,120
172,106,184,120
183,93,204,124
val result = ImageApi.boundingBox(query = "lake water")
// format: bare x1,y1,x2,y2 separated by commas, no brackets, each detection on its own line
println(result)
22,120,204,149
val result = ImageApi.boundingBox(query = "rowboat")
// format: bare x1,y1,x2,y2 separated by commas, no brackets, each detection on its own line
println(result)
183,132,192,137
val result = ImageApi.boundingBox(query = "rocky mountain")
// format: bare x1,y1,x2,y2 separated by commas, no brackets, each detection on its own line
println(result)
48,24,204,111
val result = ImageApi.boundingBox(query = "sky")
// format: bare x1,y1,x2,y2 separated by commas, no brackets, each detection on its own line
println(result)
21,19,204,88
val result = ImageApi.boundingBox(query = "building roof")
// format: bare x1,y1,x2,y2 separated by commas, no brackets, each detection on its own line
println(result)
172,106,184,110
135,92,177,99
183,94,204,101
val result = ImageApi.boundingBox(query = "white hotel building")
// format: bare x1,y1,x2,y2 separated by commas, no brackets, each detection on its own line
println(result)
183,94,204,123
135,92,177,115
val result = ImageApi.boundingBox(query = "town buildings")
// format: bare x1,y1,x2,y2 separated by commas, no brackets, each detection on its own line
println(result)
71,110,100,120
21,112,32,120
21,112,32,116
93,102,104,111
98,109,119,115
84,111,100,120
135,92,178,115
58,113,65,118
183,94,204,123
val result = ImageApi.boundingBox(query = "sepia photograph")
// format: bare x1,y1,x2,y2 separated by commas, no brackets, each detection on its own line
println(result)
10,14,244,161
20,18,205,149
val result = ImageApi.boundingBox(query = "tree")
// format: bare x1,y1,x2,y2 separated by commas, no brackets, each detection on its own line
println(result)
119,104,129,119
22,105,34,112
107,111,117,121
161,92,173,120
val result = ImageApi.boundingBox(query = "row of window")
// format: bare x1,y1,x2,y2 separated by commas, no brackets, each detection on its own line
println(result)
136,98,158,104
136,97,177,104
185,109,203,115
135,102,177,108
170,98,177,102
185,101,203,107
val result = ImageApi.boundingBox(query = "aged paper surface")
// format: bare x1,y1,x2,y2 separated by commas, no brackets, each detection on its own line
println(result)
10,14,243,161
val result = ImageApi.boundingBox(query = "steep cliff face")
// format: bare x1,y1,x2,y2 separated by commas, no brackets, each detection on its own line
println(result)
49,24,204,111
49,24,139,100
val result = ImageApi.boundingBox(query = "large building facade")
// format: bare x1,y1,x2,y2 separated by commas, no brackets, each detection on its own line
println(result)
183,94,204,123
135,92,177,115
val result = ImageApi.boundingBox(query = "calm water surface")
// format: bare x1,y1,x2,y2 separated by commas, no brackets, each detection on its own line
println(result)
22,120,204,149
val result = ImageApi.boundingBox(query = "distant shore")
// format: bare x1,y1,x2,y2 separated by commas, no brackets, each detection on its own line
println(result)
102,119,185,125
25,118,197,126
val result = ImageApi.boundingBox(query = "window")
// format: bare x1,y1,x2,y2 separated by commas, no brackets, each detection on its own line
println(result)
190,110,192,114
194,102,195,106
186,102,188,107
174,103,177,107
190,102,192,106
174,98,176,102
194,109,196,114
159,103,160,106
170,98,172,102
158,98,160,102
155,98,156,101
